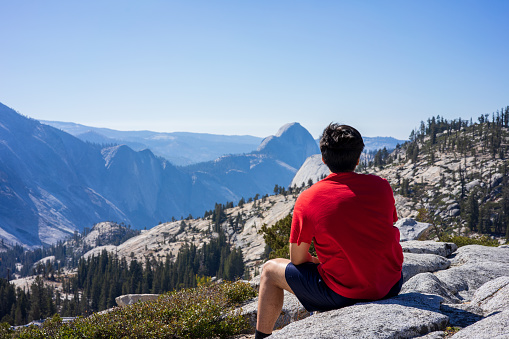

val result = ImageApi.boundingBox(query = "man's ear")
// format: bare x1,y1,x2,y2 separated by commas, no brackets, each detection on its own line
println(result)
322,157,325,164
357,158,360,165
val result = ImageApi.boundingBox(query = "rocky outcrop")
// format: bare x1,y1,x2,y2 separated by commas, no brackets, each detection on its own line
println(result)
450,310,509,339
290,154,329,188
395,218,432,241
401,273,461,304
434,261,509,301
402,253,450,283
401,240,457,257
115,294,159,307
256,122,319,170
449,244,509,265
83,193,297,276
270,294,448,339
243,243,509,338
470,276,509,316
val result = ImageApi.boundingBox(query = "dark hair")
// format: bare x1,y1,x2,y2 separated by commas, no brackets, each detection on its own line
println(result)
319,123,364,173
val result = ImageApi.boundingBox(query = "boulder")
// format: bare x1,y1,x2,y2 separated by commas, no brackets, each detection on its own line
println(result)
249,275,261,291
270,293,448,339
450,245,509,266
449,208,461,217
379,292,444,310
115,294,160,307
241,290,309,331
401,272,461,304
446,202,460,212
395,218,432,241
470,276,509,316
439,303,483,328
490,173,504,188
465,179,480,192
450,310,509,338
434,262,509,301
416,331,446,339
403,253,450,283
401,241,457,257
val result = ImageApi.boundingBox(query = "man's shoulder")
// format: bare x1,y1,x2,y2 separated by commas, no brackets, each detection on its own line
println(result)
358,174,394,194
358,172,389,182
302,173,390,193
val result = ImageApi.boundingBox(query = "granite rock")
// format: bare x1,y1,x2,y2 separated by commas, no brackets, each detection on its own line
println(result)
415,331,446,339
450,310,509,339
439,303,483,328
401,272,461,304
434,262,509,301
270,294,448,339
402,253,451,283
115,294,159,306
450,245,509,266
470,276,509,316
395,218,432,241
401,241,457,257
249,275,261,291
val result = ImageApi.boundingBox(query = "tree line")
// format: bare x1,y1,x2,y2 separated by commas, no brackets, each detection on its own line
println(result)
360,106,509,240
0,230,245,326
0,223,140,281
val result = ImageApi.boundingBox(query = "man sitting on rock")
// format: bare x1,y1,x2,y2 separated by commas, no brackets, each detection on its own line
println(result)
255,123,404,339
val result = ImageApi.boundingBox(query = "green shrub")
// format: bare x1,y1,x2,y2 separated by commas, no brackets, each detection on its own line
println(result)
439,234,500,247
259,214,293,259
0,322,14,339
9,282,257,339
259,213,316,260
221,280,257,305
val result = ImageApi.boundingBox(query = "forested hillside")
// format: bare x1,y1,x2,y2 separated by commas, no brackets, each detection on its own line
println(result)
0,191,288,325
363,106,509,240
0,229,245,325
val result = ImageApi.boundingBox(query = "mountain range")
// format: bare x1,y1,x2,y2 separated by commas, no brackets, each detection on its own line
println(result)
1,102,406,248
0,103,318,247
42,120,263,166
43,120,406,166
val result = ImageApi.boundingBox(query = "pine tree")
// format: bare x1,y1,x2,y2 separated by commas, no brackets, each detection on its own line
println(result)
466,191,479,232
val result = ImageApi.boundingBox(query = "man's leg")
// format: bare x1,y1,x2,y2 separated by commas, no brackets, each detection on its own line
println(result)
256,258,294,335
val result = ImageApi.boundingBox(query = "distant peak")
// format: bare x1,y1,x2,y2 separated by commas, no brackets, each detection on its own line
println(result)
275,122,304,137
258,122,311,151
256,122,320,168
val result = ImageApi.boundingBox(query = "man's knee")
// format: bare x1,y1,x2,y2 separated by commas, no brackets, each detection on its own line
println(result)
261,259,286,282
261,259,277,276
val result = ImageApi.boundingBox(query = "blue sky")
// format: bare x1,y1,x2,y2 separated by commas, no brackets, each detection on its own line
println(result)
1,1,508,140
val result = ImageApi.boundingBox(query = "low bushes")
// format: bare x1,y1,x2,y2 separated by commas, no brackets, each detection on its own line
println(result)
439,234,500,247
6,281,257,339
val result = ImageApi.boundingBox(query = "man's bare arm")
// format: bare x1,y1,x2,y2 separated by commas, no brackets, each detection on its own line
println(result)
290,242,320,265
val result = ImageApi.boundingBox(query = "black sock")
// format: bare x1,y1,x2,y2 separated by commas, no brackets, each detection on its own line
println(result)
255,329,271,339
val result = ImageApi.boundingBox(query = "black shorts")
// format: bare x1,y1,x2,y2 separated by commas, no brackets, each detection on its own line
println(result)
285,262,403,312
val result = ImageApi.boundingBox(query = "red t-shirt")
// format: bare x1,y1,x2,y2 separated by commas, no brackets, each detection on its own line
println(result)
290,171,403,300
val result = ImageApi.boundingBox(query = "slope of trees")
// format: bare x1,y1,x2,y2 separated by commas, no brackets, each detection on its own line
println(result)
0,276,56,326
0,223,140,280
0,231,245,325
360,106,509,240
